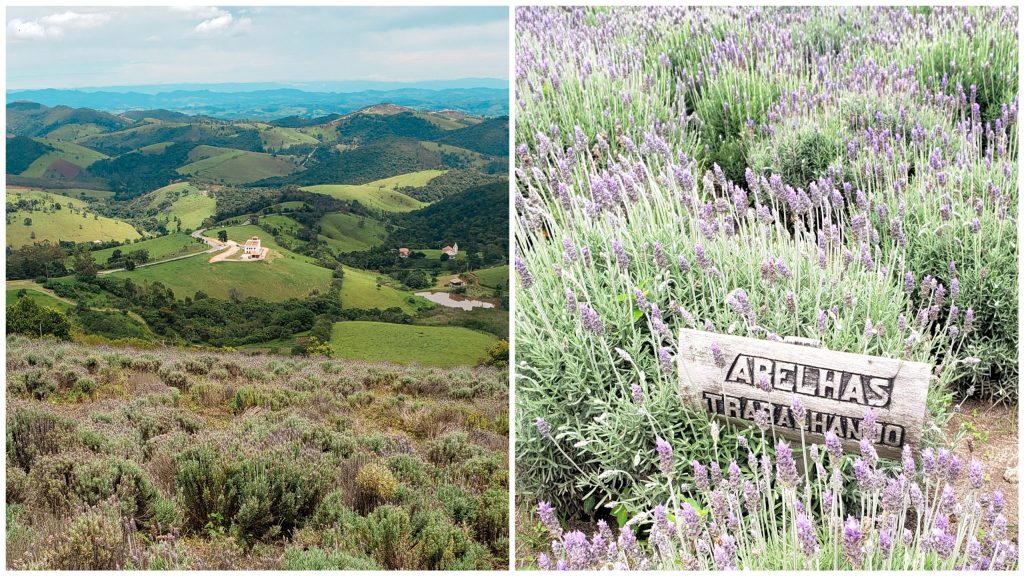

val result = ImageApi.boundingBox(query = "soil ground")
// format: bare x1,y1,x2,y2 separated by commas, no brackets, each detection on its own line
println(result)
944,398,1019,541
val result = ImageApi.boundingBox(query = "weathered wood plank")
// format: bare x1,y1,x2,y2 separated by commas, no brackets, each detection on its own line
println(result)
676,328,931,459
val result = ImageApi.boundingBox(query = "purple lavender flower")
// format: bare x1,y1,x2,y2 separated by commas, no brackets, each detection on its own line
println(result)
968,458,984,489
754,407,771,431
879,528,894,558
816,309,828,333
964,308,974,332
563,530,593,569
630,383,644,405
775,440,799,487
796,513,818,557
562,236,578,264
657,347,672,372
692,460,710,492
681,502,701,539
710,342,726,368
694,243,711,269
843,516,864,566
653,241,668,269
677,254,691,273
538,501,562,538
537,553,551,570
655,437,674,477
825,431,843,464
791,396,806,427
580,304,605,336
969,218,981,234
611,239,629,269
516,256,534,289
536,417,551,438
861,408,877,443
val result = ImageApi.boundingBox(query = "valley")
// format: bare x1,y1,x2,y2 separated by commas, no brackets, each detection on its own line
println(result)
6,101,509,369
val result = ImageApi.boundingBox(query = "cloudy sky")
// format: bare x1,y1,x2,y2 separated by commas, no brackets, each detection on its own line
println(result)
6,6,509,90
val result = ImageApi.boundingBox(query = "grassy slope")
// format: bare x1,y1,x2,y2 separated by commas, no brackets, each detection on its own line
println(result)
339,266,425,313
139,182,216,230
178,148,299,184
5,283,73,312
107,253,332,301
6,189,140,248
366,169,447,189
329,321,497,367
473,265,510,289
317,212,389,252
301,184,426,213
20,139,109,176
258,127,321,150
87,233,206,265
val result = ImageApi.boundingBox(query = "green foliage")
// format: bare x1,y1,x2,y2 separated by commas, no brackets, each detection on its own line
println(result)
175,443,329,541
354,462,399,511
5,295,72,339
47,502,125,570
282,547,381,570
6,135,55,174
6,406,76,470
428,430,477,465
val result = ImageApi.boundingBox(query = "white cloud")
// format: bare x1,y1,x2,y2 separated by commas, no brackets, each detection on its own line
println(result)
192,11,251,38
7,11,109,41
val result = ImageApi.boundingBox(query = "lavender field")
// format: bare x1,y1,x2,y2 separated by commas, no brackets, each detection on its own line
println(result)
5,336,508,569
514,6,1018,570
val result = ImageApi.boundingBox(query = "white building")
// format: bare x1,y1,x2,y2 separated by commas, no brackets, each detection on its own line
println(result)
441,242,459,257
243,236,262,255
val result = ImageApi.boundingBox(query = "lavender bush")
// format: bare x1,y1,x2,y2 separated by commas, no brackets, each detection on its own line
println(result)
533,403,1018,570
514,5,1017,536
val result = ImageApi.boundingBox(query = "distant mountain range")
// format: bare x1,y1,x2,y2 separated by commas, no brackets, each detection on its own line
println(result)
6,82,509,120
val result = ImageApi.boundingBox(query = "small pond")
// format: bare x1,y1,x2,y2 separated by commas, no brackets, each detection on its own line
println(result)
415,291,495,310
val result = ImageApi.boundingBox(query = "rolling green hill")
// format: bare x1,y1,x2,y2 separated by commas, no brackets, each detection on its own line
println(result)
317,212,389,252
329,321,497,366
107,252,332,301
178,148,299,184
88,233,206,266
6,188,141,248
339,266,425,313
301,184,426,212
131,182,216,230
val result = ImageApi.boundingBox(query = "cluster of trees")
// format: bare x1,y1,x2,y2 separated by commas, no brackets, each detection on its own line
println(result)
88,142,195,199
397,169,502,202
6,295,71,339
102,248,150,271
388,181,509,260
6,136,54,174
257,139,442,187
50,276,345,348
6,243,69,280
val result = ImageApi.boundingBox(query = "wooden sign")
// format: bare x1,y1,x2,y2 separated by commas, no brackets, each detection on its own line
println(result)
676,328,931,459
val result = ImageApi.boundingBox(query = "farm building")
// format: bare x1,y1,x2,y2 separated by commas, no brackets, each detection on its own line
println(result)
442,243,459,257
399,247,410,258
243,236,262,255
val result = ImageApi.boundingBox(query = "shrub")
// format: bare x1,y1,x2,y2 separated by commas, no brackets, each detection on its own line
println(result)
437,483,477,524
6,465,29,503
69,368,97,391
28,452,159,524
385,453,429,487
6,407,76,470
474,488,508,548
175,443,328,541
47,502,125,570
355,462,399,511
309,490,360,530
157,367,189,390
281,547,381,570
427,431,477,465
360,505,418,569
17,370,57,399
